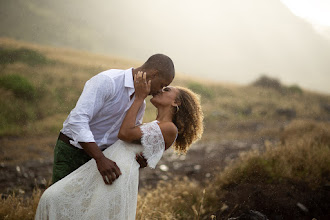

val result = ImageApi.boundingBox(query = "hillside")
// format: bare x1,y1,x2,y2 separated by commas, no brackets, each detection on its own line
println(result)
1,38,329,138
0,38,330,219
1,0,330,94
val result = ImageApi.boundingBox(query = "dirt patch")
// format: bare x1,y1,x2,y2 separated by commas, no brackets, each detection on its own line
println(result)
0,136,265,198
213,182,330,220
139,139,266,189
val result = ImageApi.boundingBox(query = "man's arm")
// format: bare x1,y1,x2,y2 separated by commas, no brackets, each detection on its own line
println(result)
68,74,121,184
79,142,121,185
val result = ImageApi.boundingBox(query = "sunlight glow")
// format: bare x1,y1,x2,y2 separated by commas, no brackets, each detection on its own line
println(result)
280,0,330,27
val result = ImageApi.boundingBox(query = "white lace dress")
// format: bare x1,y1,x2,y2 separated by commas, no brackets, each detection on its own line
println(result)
35,121,166,220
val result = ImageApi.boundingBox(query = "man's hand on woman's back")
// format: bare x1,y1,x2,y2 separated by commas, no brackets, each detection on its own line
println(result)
95,156,121,185
80,142,121,185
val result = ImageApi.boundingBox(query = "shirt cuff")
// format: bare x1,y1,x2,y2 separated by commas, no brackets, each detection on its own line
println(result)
70,129,95,148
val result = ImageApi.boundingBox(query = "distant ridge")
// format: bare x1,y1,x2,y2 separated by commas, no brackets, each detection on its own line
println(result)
1,0,330,94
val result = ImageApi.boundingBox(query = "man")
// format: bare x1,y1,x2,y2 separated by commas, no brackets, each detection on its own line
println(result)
52,54,175,185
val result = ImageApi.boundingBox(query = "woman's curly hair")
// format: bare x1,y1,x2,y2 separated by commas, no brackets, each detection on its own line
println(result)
172,86,204,153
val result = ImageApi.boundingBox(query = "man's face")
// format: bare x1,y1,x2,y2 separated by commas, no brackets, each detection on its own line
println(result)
149,75,173,96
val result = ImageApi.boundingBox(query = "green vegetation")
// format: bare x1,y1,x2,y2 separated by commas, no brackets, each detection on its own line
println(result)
188,81,214,100
0,74,37,100
0,47,49,68
0,40,104,136
0,39,329,137
252,75,303,95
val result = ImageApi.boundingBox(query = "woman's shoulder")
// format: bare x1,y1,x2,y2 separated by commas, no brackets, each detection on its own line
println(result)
156,121,177,149
141,120,177,138
157,121,177,134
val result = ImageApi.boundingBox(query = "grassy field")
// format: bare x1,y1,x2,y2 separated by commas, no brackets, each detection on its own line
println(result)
1,37,330,138
1,38,330,219
136,119,330,219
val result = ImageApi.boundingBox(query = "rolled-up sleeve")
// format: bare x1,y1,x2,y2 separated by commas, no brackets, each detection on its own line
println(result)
65,74,114,145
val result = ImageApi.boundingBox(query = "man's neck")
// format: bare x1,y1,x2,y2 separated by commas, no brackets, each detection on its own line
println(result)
132,67,141,77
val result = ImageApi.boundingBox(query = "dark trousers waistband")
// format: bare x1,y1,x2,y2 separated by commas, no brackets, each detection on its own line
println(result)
58,132,81,150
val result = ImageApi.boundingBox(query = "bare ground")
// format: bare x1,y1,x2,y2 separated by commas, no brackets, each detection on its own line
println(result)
1,120,329,219
0,136,266,197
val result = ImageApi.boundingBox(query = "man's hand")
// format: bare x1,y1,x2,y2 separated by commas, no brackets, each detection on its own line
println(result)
95,156,121,185
136,152,148,168
79,142,121,185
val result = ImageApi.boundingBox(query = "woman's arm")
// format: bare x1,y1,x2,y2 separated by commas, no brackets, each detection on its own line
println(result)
118,71,150,142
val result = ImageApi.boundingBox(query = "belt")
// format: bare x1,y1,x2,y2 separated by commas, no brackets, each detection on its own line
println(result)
58,132,81,150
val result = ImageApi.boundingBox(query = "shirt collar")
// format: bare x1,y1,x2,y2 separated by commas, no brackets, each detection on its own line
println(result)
125,68,135,96
124,68,134,89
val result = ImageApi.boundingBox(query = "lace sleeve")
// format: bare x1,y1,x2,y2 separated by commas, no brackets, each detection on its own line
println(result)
140,121,165,169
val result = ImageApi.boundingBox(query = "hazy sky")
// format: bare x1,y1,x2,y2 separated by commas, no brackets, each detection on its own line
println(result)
100,0,330,93
281,0,330,26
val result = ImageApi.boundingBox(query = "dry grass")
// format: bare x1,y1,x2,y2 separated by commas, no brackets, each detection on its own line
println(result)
0,37,141,69
0,120,329,219
135,120,330,219
202,120,330,216
230,119,329,186
0,188,41,220
136,178,205,220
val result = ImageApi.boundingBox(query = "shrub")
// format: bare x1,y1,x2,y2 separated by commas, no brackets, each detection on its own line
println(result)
285,84,303,95
211,120,330,189
188,82,214,100
0,47,48,67
252,75,282,91
0,74,36,100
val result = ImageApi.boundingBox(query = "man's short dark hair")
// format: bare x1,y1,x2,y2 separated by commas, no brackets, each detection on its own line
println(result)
142,54,175,80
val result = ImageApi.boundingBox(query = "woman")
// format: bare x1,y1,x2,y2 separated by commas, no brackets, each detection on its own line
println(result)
35,71,203,220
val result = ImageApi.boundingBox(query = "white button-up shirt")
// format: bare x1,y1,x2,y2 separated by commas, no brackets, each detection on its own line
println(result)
61,68,146,150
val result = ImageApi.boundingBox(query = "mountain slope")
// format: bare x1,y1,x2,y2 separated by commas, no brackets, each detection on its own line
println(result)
1,0,330,94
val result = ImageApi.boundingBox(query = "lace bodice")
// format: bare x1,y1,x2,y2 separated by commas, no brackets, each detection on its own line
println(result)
140,121,165,169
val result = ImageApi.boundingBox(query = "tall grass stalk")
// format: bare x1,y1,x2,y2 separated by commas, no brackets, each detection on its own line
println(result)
0,188,41,220
136,178,203,220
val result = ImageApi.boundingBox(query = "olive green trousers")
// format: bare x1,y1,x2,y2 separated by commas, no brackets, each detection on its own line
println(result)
52,139,91,184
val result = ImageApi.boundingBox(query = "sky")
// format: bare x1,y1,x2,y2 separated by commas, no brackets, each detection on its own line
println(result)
280,0,330,36
281,0,330,27
102,0,330,94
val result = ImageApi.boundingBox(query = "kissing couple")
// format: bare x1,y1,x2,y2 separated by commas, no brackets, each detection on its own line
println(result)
35,54,204,219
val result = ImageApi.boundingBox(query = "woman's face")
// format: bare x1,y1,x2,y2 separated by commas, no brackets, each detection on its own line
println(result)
150,86,179,107
148,74,173,96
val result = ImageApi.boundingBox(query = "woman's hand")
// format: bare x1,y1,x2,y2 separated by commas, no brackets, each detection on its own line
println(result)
118,71,149,142
134,71,151,100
